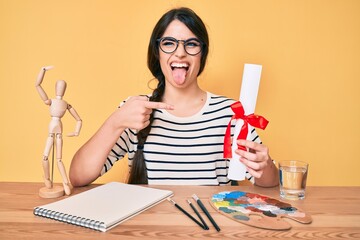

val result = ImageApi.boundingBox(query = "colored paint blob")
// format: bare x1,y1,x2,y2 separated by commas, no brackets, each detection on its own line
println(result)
211,191,306,222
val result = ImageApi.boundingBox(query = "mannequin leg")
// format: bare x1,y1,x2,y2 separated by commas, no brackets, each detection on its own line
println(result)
56,134,71,195
42,134,54,188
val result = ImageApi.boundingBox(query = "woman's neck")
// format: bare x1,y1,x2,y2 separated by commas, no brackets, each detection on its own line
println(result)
162,87,207,117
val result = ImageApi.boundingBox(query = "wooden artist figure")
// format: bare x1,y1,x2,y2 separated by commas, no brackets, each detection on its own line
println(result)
35,66,82,197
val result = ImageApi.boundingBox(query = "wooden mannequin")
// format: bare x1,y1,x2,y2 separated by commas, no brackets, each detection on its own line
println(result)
35,66,82,198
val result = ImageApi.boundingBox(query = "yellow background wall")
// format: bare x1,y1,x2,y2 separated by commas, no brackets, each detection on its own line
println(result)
0,0,359,186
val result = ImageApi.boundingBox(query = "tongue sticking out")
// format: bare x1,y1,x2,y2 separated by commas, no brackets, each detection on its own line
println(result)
172,67,187,85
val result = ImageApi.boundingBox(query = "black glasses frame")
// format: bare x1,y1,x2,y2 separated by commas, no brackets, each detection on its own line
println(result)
157,37,203,56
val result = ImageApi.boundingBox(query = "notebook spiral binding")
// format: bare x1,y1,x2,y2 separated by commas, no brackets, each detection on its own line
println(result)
34,207,106,231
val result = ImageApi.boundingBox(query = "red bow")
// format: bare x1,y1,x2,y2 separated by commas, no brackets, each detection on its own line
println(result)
223,101,269,158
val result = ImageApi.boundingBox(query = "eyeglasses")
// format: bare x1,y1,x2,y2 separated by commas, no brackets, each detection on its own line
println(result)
157,37,203,56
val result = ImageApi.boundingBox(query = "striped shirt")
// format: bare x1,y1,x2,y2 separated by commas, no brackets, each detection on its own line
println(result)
101,92,261,185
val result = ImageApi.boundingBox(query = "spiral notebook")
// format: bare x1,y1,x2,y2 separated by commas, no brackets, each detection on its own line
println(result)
33,182,173,232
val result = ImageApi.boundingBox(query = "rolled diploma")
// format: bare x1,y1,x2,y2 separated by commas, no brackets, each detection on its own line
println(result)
228,64,262,180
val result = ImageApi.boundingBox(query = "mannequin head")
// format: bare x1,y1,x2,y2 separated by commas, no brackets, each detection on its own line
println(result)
55,80,67,97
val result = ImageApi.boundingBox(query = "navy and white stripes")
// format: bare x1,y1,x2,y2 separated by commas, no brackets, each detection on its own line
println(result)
102,92,261,185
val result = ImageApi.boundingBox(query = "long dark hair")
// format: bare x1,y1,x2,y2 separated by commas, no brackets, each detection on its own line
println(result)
128,7,210,184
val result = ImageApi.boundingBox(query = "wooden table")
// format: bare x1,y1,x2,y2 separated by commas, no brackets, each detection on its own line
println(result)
0,182,359,239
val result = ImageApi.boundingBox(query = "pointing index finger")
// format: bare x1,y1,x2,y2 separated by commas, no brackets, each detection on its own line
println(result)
145,101,174,110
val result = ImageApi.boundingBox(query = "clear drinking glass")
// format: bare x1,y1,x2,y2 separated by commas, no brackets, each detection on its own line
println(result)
279,160,308,200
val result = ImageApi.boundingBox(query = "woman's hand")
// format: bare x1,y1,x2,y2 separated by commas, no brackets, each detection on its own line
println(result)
110,96,174,131
235,139,271,179
235,139,279,187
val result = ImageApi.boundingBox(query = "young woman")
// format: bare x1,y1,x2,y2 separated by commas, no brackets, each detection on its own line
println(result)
69,7,278,187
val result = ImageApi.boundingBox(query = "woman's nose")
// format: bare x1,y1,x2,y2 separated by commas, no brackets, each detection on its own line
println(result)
174,41,187,57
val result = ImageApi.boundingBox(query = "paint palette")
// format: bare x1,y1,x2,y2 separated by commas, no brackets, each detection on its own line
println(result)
210,191,312,230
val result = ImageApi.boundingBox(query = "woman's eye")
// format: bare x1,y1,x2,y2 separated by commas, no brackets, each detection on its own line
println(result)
162,40,176,46
186,41,200,47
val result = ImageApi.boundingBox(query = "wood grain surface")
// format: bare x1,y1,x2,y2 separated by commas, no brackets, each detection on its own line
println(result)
0,182,359,239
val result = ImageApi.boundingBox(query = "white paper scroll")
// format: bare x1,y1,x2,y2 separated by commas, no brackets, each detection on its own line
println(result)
228,64,262,180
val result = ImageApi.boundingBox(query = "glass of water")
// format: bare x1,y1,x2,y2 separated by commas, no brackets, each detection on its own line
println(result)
279,160,308,200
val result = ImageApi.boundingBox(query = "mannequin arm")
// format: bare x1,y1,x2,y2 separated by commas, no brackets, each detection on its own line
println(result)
67,105,82,137
35,66,53,105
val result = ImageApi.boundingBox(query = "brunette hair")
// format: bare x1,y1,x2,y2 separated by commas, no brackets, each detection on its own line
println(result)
128,7,209,184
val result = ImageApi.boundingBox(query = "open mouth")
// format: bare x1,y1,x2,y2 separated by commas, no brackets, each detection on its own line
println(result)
170,62,189,71
170,62,189,84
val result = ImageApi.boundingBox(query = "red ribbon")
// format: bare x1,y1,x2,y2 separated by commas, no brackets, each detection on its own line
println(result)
223,101,269,158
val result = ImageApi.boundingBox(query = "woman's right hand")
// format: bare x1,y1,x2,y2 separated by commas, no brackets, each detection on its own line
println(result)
110,96,174,131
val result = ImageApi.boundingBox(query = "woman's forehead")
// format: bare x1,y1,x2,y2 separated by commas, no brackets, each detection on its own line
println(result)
161,19,196,39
